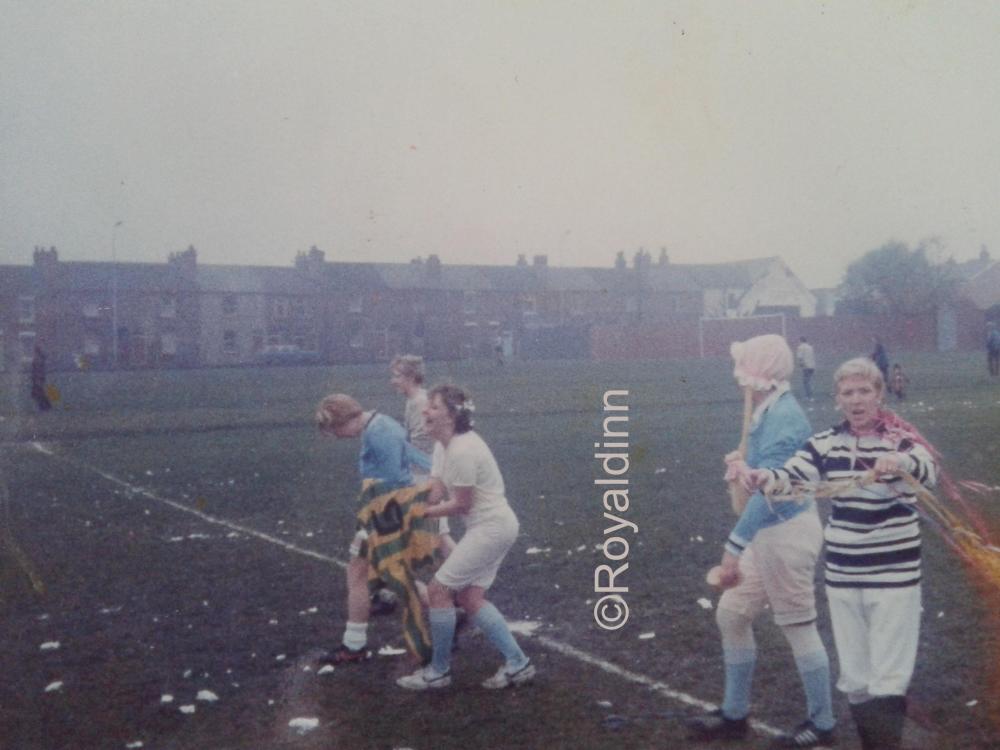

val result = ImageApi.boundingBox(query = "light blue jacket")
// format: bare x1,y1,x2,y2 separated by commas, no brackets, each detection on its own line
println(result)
725,391,813,557
359,412,431,492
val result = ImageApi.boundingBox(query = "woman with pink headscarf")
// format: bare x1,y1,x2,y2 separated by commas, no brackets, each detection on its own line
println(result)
688,334,836,749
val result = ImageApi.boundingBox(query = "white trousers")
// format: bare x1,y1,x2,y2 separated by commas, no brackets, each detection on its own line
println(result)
826,584,921,699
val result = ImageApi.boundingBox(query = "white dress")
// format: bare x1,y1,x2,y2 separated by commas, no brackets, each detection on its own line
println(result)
431,431,519,590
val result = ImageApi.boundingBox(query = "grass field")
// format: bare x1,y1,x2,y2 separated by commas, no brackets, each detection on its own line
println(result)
1,353,998,749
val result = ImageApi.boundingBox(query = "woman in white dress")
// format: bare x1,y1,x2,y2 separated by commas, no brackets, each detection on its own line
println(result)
396,384,535,690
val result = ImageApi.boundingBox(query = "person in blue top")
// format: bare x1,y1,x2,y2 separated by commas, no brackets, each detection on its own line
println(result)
315,393,431,664
689,335,835,749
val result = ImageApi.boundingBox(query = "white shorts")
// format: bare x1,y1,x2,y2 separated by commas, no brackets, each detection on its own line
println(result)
826,583,921,699
434,509,519,591
718,510,823,626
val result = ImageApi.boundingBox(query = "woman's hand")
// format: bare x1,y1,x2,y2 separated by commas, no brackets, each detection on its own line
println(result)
872,452,911,477
718,552,741,588
426,478,447,505
746,468,774,492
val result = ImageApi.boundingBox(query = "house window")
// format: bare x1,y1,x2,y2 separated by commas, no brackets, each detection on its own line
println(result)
349,294,363,314
223,330,237,353
161,295,177,318
18,296,35,324
83,301,101,318
222,295,238,315
161,333,177,356
19,332,36,361
521,294,536,315
83,334,101,356
273,299,290,319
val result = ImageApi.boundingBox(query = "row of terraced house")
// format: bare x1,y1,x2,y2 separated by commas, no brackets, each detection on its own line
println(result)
0,244,832,371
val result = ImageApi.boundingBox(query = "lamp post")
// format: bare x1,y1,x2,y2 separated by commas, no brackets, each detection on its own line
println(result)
111,220,123,368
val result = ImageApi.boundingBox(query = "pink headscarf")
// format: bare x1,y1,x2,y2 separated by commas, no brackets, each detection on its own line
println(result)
731,334,794,391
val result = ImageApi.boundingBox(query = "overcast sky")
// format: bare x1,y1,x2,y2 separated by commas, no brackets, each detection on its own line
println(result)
2,1,999,287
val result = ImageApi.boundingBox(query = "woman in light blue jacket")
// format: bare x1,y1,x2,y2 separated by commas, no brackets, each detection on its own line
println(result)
688,334,836,749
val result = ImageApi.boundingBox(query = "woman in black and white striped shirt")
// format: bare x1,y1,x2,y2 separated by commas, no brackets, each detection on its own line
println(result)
749,357,937,750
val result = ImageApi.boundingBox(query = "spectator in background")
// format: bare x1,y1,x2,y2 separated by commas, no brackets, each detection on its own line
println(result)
795,336,816,400
888,364,909,401
30,346,52,412
870,337,890,383
391,354,456,560
986,322,1000,377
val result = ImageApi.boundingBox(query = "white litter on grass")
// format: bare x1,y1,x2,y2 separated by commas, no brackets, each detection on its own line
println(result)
318,665,335,675
576,545,586,552
44,681,63,693
37,614,50,621
938,611,945,618
697,598,713,610
179,705,196,714
168,537,185,543
226,532,240,538
508,620,542,636
145,470,154,476
525,547,551,555
597,700,613,708
302,666,312,672
183,669,192,678
299,607,319,616
267,699,275,706
125,741,143,748
638,632,655,640
160,694,174,704
967,699,979,707
40,641,60,651
288,717,319,735
654,467,667,474
275,654,286,662
189,533,210,540
378,645,407,656
269,619,279,625
100,606,122,615
196,690,218,702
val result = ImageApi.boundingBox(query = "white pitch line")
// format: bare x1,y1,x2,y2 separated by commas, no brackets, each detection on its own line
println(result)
29,441,781,736
29,441,344,569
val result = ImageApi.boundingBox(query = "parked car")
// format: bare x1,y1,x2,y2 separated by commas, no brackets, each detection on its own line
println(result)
253,345,322,366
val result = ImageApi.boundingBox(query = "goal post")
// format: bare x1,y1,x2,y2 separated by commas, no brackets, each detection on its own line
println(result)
698,313,787,358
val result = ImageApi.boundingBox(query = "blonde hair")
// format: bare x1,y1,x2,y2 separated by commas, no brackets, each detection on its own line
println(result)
315,393,362,431
833,357,884,394
390,354,425,384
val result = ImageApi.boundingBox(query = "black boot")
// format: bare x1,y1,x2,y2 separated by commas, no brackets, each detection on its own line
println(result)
850,696,906,750
849,701,877,750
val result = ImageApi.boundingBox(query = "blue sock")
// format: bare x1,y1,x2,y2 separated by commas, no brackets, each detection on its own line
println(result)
472,602,528,671
722,647,756,719
796,650,835,731
429,607,456,675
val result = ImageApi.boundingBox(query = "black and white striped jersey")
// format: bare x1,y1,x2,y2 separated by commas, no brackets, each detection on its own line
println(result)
766,422,937,589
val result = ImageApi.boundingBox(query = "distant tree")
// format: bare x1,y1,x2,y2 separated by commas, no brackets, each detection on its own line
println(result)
837,240,959,315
